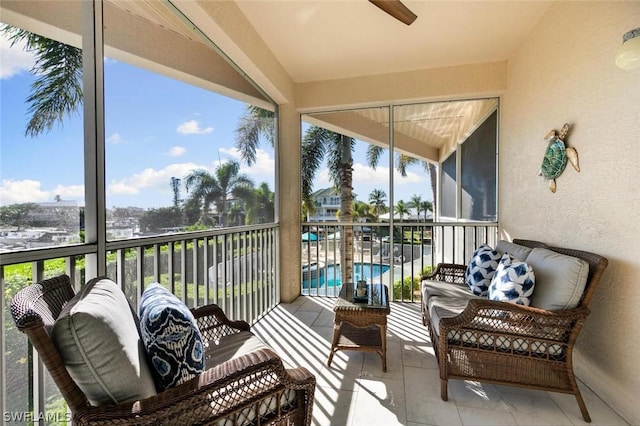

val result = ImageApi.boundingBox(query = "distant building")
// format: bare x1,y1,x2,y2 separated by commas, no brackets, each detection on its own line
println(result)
28,200,80,231
307,188,340,222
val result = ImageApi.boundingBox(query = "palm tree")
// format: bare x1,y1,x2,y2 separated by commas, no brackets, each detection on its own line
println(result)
247,182,275,224
301,127,356,282
184,161,254,227
235,108,357,283
420,200,433,220
170,177,182,207
367,145,438,218
394,200,410,221
1,25,83,137
352,200,372,223
368,189,387,220
408,194,422,219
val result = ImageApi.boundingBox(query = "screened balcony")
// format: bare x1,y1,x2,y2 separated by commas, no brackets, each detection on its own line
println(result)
1,1,638,425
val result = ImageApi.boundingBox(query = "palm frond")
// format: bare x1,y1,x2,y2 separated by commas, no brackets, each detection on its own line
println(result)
234,105,275,165
2,25,83,137
301,126,329,201
396,154,420,177
366,145,384,169
326,134,354,192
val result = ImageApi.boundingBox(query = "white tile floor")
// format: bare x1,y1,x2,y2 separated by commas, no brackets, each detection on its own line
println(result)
251,296,628,426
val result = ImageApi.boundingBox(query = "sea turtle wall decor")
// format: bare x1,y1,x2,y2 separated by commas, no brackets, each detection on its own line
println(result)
538,123,580,193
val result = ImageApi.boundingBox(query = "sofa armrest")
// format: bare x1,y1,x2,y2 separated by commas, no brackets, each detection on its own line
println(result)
191,304,251,342
422,263,467,285
439,299,590,357
73,348,316,425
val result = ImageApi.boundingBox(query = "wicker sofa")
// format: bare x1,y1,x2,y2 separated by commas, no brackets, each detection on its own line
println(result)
10,274,315,425
421,239,608,423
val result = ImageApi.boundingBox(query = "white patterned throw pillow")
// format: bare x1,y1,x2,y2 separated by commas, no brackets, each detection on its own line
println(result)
465,244,502,296
489,253,536,305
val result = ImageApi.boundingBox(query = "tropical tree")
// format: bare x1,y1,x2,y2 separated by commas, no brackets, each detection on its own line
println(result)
246,182,275,224
138,207,182,234
170,177,182,208
367,145,438,217
394,200,410,221
352,200,372,223
182,197,204,228
420,200,433,220
227,203,245,227
184,161,255,227
0,203,39,230
301,127,356,282
235,108,357,283
408,194,422,219
368,189,387,219
1,25,83,137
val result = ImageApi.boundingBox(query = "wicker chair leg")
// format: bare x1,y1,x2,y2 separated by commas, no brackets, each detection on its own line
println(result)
440,379,448,401
575,390,592,423
420,301,427,326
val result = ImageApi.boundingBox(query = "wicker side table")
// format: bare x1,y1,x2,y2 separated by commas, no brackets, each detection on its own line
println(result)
327,283,390,372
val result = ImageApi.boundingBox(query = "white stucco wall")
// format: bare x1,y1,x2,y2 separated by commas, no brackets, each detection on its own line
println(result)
500,2,640,423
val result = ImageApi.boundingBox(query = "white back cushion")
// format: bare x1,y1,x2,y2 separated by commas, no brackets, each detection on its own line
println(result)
526,248,589,310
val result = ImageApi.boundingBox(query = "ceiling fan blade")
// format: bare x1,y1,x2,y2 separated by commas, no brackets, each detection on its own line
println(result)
369,0,417,25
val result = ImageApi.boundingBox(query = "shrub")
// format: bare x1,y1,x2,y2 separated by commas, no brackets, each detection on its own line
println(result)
392,266,431,300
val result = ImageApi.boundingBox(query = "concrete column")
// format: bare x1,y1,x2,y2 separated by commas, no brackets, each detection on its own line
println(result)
277,103,302,302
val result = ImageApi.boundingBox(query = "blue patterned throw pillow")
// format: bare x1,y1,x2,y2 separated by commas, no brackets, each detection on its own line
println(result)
139,283,204,391
465,244,502,296
488,253,536,306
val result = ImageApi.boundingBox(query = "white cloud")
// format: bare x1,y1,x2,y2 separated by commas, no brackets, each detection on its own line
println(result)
353,163,390,186
176,120,213,135
167,146,186,157
0,179,49,204
219,147,241,160
311,163,389,192
394,168,425,184
0,179,85,205
315,168,332,188
0,34,35,79
52,184,85,200
311,162,426,200
108,162,201,196
219,147,275,180
106,133,123,144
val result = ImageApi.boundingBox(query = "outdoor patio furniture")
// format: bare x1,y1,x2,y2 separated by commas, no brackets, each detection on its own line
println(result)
10,274,315,425
421,239,608,423
328,282,390,371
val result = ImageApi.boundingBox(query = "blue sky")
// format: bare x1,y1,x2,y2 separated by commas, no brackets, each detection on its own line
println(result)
1,31,431,210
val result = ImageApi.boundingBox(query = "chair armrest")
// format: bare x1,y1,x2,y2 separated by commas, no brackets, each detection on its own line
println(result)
422,263,467,285
74,348,316,425
440,299,590,344
191,304,251,342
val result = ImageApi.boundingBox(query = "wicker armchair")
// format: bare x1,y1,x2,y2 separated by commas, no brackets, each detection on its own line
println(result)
421,239,608,423
10,275,315,425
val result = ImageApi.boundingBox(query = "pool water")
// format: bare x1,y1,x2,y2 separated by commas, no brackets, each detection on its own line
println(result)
302,262,390,288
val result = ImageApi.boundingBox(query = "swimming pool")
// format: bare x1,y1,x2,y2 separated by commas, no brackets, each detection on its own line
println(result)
302,262,390,288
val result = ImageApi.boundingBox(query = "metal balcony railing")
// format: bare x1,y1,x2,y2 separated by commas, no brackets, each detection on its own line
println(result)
1,224,279,424
301,221,499,302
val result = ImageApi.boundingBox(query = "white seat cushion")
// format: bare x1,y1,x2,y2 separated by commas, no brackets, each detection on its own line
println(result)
422,279,482,338
205,331,271,367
